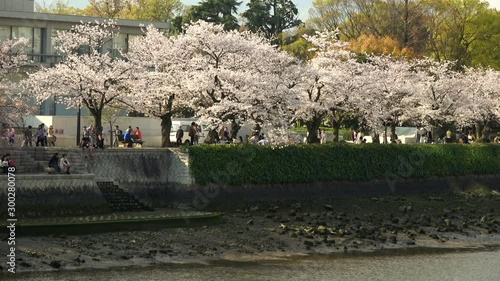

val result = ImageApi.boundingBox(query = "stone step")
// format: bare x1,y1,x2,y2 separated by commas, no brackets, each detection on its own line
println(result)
97,181,152,212
1,148,90,174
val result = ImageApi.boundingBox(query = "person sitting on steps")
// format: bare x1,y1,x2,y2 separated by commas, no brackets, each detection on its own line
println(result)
48,153,61,173
59,154,71,174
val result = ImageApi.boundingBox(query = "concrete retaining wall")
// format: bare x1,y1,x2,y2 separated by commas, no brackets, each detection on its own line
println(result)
5,148,499,217
0,174,110,218
80,149,500,209
85,149,194,207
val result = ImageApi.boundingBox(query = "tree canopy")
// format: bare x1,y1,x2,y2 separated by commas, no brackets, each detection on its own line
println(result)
242,0,302,44
184,0,241,30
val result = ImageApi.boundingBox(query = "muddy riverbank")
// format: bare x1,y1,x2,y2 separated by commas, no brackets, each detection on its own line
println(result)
2,192,500,274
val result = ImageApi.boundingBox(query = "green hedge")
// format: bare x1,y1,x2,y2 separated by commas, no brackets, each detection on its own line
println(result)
188,144,500,185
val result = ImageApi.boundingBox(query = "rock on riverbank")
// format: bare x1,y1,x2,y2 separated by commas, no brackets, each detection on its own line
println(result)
3,194,500,273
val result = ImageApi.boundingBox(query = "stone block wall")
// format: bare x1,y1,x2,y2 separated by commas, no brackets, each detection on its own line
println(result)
0,174,110,218
85,149,194,207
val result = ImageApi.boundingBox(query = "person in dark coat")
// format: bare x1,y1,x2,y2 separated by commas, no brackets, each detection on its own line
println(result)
48,153,61,173
176,127,184,146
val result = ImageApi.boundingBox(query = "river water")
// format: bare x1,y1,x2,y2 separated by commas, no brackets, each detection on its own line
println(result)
9,248,500,281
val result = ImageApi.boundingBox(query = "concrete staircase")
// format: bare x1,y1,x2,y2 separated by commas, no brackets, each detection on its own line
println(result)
23,147,87,174
96,181,151,212
0,148,40,173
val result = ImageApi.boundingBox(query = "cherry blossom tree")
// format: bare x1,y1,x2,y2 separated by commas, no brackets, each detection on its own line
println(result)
0,38,36,129
125,26,193,147
356,55,419,143
295,30,368,143
25,20,135,132
411,59,465,130
176,21,297,140
458,67,500,141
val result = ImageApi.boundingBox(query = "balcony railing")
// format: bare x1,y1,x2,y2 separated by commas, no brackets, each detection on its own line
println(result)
25,50,124,67
26,53,64,66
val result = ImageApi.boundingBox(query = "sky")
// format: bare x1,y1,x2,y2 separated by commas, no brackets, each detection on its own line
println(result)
37,0,500,21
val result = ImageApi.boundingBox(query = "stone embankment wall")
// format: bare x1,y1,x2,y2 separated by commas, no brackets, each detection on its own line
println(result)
85,148,194,207
0,174,110,218
84,149,500,209
0,148,194,218
5,147,500,218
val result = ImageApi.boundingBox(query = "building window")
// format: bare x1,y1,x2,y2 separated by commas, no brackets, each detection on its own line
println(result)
111,33,127,58
115,33,127,51
33,27,42,54
101,38,113,55
51,29,63,54
12,26,33,53
127,34,142,52
0,26,10,41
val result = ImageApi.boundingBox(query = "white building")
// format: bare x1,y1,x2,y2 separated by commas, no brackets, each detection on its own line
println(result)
0,0,170,116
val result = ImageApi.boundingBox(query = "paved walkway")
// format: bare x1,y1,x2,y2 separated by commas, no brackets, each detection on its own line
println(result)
18,209,218,225
5,209,222,236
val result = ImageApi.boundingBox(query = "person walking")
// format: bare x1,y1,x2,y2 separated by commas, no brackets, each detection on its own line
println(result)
22,125,33,147
189,122,197,145
48,125,56,146
176,126,184,146
351,128,357,143
96,134,105,150
320,129,327,144
113,125,122,147
6,126,15,147
35,125,45,146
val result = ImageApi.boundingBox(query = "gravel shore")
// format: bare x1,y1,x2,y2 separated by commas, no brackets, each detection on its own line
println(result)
3,192,500,273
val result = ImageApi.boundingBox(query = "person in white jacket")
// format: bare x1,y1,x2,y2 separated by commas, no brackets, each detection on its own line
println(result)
59,154,71,174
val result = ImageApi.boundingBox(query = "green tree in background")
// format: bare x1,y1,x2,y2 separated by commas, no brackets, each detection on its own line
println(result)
308,0,500,70
308,0,430,54
280,25,316,61
37,0,183,23
468,8,500,69
185,0,241,30
35,0,85,15
126,0,183,22
426,0,497,69
242,0,302,44
84,0,125,18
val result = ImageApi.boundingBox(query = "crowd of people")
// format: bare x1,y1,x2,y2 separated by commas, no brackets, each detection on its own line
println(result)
24,123,57,147
112,125,142,147
175,122,202,145
174,122,271,146
3,121,500,149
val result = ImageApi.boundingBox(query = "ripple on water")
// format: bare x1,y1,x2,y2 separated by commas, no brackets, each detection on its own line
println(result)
6,248,500,281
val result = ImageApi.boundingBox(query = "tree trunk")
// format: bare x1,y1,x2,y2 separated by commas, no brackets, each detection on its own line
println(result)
372,133,380,144
160,113,173,147
91,111,103,134
230,119,241,139
476,122,484,142
383,125,388,144
331,118,340,143
109,120,113,147
306,117,322,144
390,124,397,141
